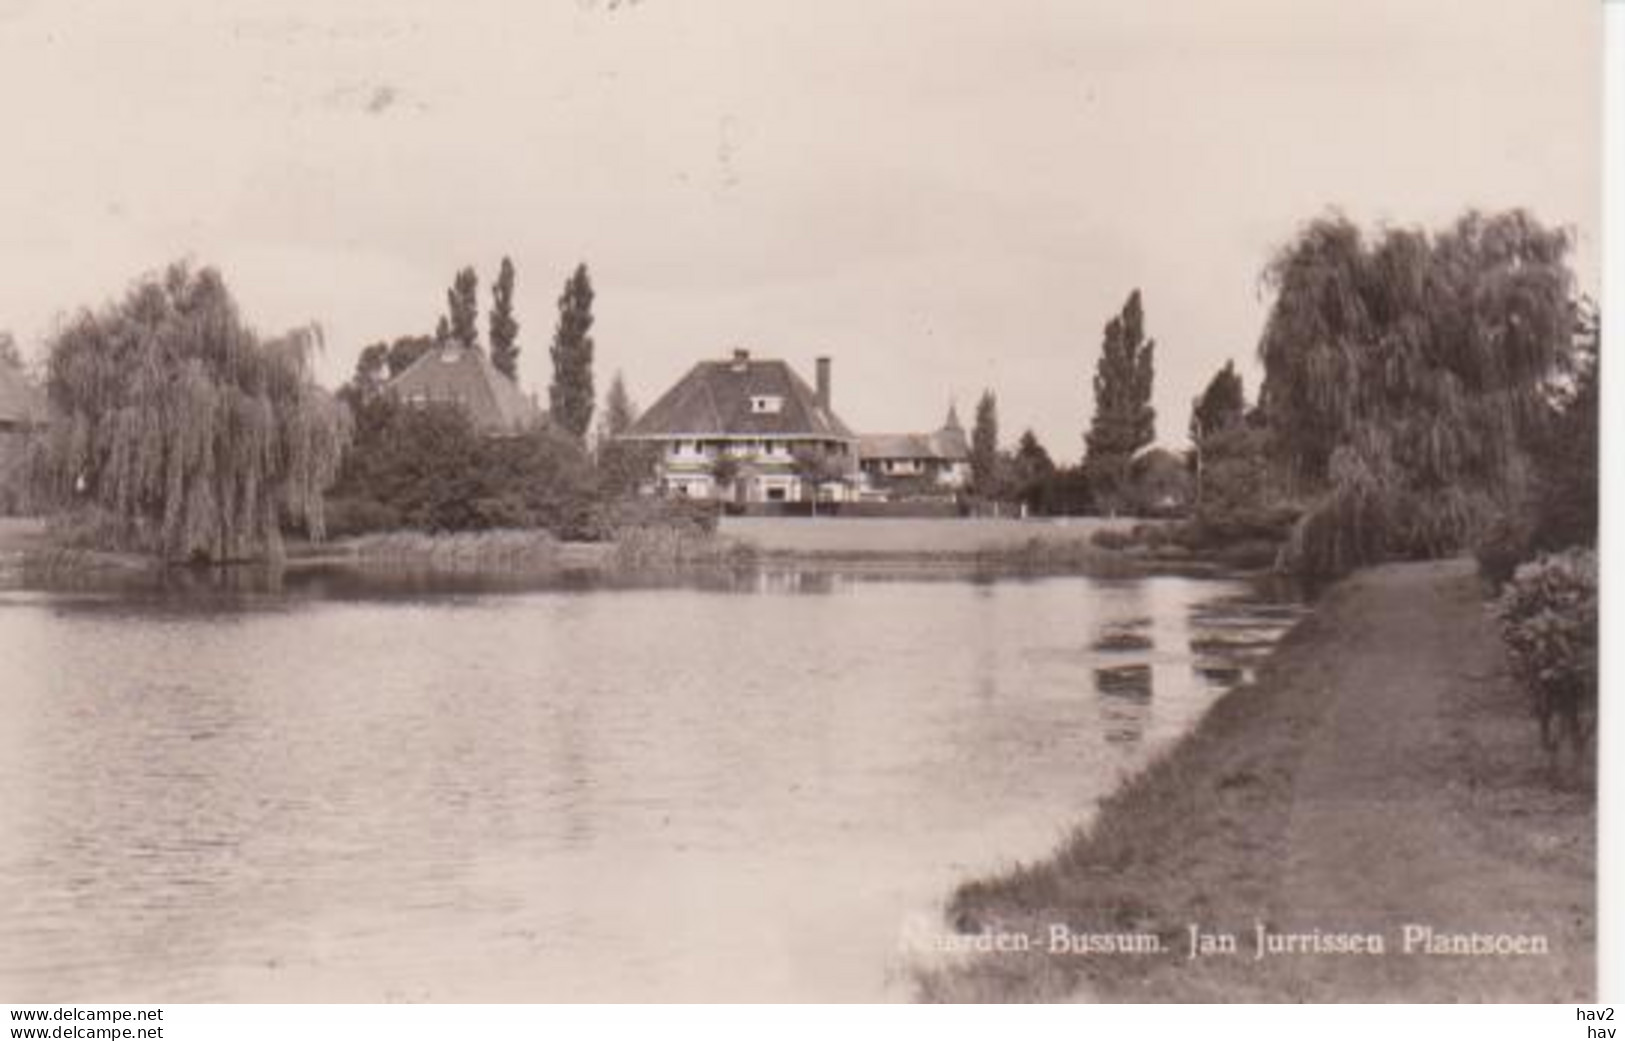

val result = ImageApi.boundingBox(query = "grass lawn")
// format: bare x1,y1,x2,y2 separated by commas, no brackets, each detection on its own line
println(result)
720,516,1139,556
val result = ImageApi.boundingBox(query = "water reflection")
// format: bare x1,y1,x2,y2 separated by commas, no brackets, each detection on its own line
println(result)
1093,664,1153,745
1082,583,1308,749
0,565,1303,1001
1091,617,1153,653
1187,594,1307,691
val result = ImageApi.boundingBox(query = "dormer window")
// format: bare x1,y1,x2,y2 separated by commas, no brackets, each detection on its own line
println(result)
750,395,783,414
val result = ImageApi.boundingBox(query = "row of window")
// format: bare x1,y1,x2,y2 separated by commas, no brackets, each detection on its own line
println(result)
406,391,467,407
666,439,849,458
861,459,968,473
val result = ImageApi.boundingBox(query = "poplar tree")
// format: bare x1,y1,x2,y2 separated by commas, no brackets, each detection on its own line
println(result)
489,256,520,380
446,267,480,351
970,389,1000,496
1190,360,1246,446
595,370,657,496
1084,289,1157,512
601,370,637,440
549,263,596,442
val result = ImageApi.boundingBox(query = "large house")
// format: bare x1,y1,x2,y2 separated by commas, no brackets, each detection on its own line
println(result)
856,405,970,497
385,343,541,435
620,349,858,503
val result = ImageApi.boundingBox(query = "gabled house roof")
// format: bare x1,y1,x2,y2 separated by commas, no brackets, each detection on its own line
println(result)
0,361,45,428
623,351,856,441
858,406,969,461
385,344,541,434
859,430,968,462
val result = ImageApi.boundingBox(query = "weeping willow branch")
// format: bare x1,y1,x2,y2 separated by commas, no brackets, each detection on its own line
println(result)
34,263,352,563
1258,211,1580,579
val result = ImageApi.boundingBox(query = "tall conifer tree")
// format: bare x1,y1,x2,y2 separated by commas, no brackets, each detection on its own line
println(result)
1084,289,1157,511
489,257,520,379
549,263,597,442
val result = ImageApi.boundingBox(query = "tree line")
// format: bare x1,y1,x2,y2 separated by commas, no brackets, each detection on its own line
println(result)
4,252,674,555
346,258,598,444
325,257,676,537
962,287,1165,517
4,206,1594,585
962,209,1594,587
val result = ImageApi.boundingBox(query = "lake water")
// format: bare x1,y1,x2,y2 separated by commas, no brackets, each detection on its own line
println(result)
0,566,1299,1001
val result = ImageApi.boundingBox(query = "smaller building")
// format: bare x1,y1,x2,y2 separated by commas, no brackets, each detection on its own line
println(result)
385,343,542,435
857,405,970,499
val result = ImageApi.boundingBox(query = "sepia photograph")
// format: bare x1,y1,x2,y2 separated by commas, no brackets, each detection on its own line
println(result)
0,0,1604,1014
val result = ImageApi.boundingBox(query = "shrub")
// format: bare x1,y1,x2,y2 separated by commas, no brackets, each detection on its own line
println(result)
323,496,405,539
1493,548,1598,756
352,529,560,569
1089,528,1136,551
328,398,602,539
597,495,720,537
1473,511,1536,588
1187,424,1298,557
1021,466,1094,516
609,525,753,570
595,437,660,498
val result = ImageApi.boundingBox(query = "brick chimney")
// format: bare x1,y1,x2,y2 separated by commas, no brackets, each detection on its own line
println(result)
730,347,750,372
816,356,831,410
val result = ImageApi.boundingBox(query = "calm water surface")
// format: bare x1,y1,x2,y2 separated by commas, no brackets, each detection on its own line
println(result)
0,567,1298,1001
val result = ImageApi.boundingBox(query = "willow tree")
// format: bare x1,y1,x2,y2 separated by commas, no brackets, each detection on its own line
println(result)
1257,211,1577,578
37,263,351,562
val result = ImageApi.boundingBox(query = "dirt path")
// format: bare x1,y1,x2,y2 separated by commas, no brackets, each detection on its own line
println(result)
924,558,1594,1002
1265,560,1592,1000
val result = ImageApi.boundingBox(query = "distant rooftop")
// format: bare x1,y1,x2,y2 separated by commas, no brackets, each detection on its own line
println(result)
858,406,969,461
385,344,541,434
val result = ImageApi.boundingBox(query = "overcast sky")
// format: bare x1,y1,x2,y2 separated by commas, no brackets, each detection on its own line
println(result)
0,0,1601,455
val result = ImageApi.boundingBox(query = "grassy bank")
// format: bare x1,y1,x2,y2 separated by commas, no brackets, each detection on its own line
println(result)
342,529,570,570
722,516,1136,556
718,516,1168,576
0,516,158,579
918,559,1593,1002
8,514,1192,580
5,517,759,581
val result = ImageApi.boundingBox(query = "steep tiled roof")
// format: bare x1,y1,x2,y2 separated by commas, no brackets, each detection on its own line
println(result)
860,433,934,459
0,362,44,427
859,406,969,462
385,345,541,434
932,422,970,460
859,428,969,462
623,354,855,440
